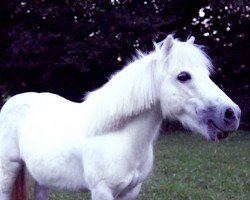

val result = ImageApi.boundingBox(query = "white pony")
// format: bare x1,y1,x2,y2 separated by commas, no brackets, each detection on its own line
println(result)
0,35,241,200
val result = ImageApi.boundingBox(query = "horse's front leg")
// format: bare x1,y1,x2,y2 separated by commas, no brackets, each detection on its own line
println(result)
91,181,114,200
116,183,142,200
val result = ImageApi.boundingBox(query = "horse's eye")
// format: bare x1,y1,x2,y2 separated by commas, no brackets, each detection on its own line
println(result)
177,72,191,82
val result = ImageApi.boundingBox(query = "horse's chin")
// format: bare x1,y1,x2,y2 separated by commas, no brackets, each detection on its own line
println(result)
206,120,230,141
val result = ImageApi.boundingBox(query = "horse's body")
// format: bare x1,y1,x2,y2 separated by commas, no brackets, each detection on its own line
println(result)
2,92,158,196
0,35,241,200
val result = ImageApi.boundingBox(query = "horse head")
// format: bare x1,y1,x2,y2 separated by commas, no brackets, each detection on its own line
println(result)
154,35,241,140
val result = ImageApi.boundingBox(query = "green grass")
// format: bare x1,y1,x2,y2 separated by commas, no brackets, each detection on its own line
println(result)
50,130,250,200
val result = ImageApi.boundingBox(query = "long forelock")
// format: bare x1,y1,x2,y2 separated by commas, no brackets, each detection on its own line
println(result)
171,40,213,74
191,44,214,73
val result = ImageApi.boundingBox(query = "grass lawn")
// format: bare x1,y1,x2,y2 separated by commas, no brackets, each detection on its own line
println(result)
50,130,250,200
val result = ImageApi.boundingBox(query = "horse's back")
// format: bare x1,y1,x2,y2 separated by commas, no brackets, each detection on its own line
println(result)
0,91,85,145
0,92,76,134
0,92,68,121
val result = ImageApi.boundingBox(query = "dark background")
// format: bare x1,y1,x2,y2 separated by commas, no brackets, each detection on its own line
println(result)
0,0,249,130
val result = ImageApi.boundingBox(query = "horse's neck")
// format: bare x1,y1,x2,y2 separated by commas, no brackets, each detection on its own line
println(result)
122,103,162,147
82,52,157,136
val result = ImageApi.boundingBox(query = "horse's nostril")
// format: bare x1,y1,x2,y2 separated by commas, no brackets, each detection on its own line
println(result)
225,108,235,120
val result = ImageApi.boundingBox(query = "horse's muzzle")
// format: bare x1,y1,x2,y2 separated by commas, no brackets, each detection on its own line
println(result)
207,105,241,141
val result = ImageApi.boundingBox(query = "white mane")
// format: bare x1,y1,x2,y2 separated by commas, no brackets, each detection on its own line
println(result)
83,51,157,134
83,37,212,135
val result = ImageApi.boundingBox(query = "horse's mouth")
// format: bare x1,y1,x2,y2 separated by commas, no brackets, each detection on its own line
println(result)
207,120,229,141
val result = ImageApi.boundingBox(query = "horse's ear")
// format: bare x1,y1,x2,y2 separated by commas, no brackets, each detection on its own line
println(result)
161,34,174,55
187,36,195,44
